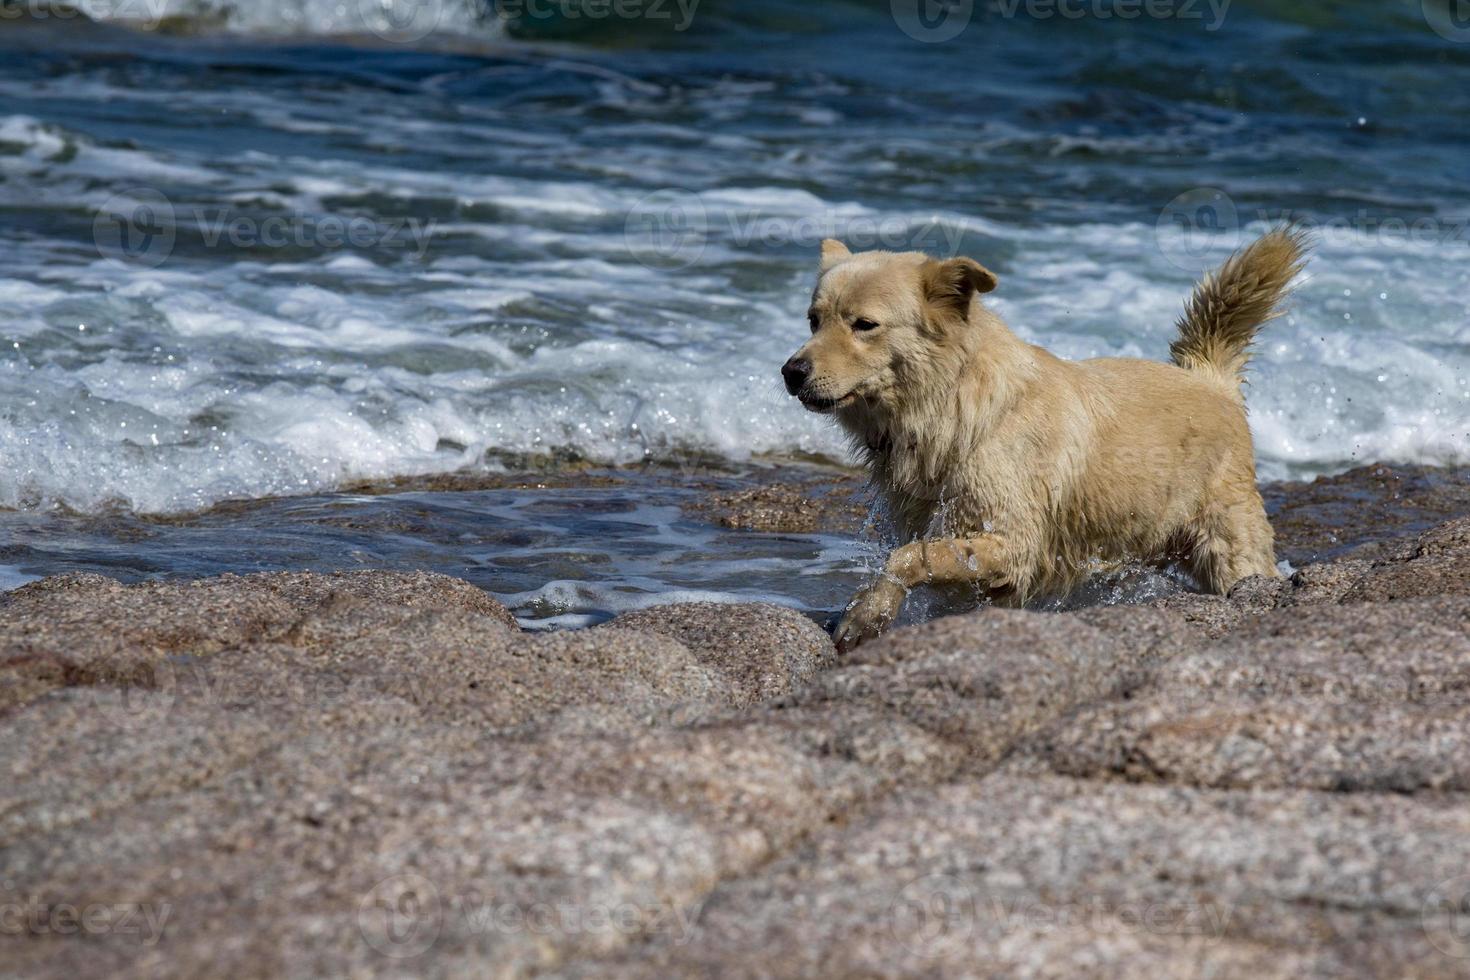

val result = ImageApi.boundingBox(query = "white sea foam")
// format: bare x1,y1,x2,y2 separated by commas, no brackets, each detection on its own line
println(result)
83,0,506,41
1,48,1467,517
4,181,1467,514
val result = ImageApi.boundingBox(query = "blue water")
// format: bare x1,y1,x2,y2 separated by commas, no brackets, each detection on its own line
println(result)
0,470,875,626
0,1,1467,620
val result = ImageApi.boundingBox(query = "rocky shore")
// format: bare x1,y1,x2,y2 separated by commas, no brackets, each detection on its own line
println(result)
4,464,1470,977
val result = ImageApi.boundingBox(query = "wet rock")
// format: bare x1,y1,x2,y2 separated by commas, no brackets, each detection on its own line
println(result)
1264,462,1470,564
685,471,869,533
1335,552,1470,605
1156,573,1289,637
1279,518,1470,607
1405,516,1470,559
6,495,1470,977
684,460,1470,561
1154,516,1470,633
1282,558,1377,606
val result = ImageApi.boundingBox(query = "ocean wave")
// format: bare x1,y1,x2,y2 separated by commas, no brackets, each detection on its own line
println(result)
3,200,1466,514
2,8,1467,515
19,0,507,42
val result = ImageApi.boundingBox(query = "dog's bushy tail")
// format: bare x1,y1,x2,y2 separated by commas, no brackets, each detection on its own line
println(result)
1170,226,1310,390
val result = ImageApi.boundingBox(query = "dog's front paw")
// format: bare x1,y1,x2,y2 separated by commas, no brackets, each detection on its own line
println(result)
834,578,907,654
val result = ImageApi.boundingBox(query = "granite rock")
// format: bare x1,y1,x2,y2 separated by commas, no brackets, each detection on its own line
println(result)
5,476,1470,977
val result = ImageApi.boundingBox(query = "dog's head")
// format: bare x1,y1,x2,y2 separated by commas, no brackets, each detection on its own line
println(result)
781,240,998,414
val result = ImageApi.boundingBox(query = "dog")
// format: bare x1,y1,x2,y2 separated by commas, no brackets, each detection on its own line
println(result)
781,228,1309,651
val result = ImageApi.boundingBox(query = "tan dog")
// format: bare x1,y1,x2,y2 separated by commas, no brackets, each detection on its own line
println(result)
781,228,1309,651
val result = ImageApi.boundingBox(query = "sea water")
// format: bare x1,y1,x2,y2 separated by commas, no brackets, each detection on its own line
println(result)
1,2,1467,622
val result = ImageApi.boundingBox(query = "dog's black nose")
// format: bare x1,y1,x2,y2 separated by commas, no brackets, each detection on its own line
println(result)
782,357,811,395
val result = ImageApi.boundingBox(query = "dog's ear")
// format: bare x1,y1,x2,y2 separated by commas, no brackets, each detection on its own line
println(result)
921,257,998,319
819,239,852,272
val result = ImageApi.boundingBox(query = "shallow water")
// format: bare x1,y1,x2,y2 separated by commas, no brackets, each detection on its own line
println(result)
0,466,1204,626
7,461,1464,627
0,469,879,625
1,2,1468,610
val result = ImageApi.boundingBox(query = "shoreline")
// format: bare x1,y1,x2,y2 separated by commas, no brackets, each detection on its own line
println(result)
3,459,1467,589
3,461,1469,973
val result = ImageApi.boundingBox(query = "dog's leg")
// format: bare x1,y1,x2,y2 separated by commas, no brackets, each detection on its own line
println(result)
1188,496,1280,593
835,535,1010,652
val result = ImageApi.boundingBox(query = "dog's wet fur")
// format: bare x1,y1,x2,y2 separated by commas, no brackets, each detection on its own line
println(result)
783,229,1311,651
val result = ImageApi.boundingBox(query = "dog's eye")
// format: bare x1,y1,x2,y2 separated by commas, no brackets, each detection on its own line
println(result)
852,318,880,332
807,312,820,334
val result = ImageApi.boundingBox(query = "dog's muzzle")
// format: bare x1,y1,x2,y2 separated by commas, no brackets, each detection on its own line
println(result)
781,357,811,396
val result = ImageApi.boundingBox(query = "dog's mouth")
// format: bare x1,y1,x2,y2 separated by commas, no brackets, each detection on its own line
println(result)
797,390,857,413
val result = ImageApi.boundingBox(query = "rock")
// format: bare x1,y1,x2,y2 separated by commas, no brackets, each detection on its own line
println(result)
1154,516,1470,633
1406,516,1470,559
1282,558,1377,606
1264,462,1470,564
0,570,518,713
605,602,833,706
581,772,1470,978
1336,552,1470,605
6,501,1470,977
683,472,869,534
0,621,951,978
786,606,1186,774
1156,573,1289,637
1018,597,1470,792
